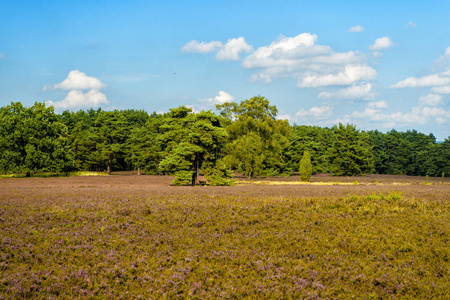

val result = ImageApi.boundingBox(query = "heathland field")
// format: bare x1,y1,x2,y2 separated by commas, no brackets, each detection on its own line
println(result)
1,174,449,299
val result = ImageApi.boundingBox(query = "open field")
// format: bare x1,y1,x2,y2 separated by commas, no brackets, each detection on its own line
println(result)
1,174,449,299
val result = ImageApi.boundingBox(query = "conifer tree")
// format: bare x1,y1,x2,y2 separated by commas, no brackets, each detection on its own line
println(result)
299,150,312,181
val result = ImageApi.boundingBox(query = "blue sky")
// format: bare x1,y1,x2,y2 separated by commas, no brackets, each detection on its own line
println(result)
1,0,449,140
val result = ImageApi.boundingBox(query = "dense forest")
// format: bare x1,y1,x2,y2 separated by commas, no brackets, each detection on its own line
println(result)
1,97,449,184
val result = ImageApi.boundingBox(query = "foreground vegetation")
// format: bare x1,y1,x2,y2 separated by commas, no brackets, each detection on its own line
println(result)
1,175,449,298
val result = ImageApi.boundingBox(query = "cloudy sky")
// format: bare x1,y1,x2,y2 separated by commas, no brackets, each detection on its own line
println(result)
1,0,449,140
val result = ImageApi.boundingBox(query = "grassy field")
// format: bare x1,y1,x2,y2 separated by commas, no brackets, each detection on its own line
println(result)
1,174,449,299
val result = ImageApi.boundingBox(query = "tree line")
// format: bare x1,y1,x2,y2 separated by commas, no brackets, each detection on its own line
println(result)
1,97,449,184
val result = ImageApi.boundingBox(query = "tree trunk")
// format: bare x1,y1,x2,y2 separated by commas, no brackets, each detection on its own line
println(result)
191,159,198,186
137,168,140,175
107,162,111,175
191,171,197,186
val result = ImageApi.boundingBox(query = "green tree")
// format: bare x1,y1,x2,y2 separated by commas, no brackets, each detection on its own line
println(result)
299,150,312,181
127,113,164,175
225,132,264,178
216,95,292,176
90,110,130,174
286,125,334,174
0,102,75,175
329,123,374,176
158,107,232,185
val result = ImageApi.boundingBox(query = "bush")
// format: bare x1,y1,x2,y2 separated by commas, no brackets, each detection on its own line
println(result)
204,160,234,186
299,151,312,182
172,171,193,186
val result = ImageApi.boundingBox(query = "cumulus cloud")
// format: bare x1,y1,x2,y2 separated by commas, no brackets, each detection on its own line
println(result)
43,70,107,91
181,40,223,53
242,33,375,90
216,37,253,61
369,37,394,51
318,83,374,100
349,25,364,33
345,103,450,127
208,91,234,103
46,89,108,109
299,65,377,87
351,108,387,121
431,85,450,94
182,37,252,61
368,100,387,109
393,48,450,97
391,70,450,88
295,105,333,120
43,70,109,110
419,94,443,106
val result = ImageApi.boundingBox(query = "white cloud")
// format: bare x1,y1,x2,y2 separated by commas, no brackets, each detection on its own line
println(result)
242,33,375,89
351,108,387,121
181,40,223,53
46,89,108,109
407,21,417,28
182,37,252,61
431,85,450,94
349,25,364,33
391,71,450,88
216,37,253,61
186,33,377,93
43,70,107,91
318,83,374,100
419,94,443,106
242,33,333,70
295,105,333,120
0,53,4,59
208,91,234,103
433,46,450,70
369,37,394,51
345,104,450,127
298,65,377,87
276,114,291,121
368,100,387,109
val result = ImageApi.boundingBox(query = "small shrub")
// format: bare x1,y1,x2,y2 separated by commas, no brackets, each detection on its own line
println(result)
203,160,234,186
388,191,402,201
299,151,312,182
172,171,193,186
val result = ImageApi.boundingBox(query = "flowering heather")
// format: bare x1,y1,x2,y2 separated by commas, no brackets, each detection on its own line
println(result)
0,174,449,298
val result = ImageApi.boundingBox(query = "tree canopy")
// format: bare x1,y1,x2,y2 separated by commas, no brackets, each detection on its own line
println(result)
0,100,448,180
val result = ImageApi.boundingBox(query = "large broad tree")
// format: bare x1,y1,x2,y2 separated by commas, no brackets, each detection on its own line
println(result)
329,123,374,176
216,95,292,177
158,107,233,185
0,102,75,175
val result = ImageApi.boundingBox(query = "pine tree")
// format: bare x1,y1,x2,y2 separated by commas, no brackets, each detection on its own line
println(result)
299,150,312,181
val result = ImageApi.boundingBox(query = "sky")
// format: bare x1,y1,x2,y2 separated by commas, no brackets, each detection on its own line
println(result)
1,0,449,140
